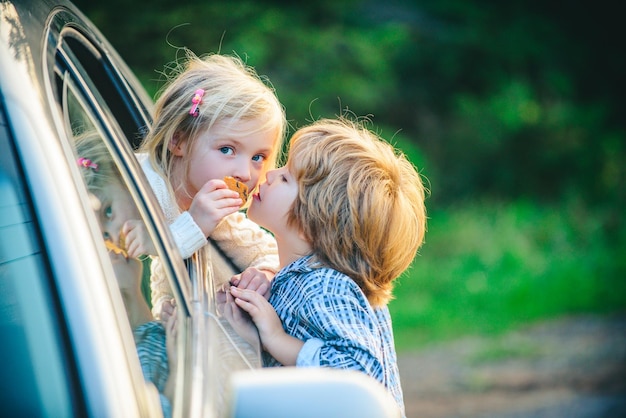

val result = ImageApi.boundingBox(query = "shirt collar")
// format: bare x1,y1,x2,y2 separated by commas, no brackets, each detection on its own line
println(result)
274,254,314,283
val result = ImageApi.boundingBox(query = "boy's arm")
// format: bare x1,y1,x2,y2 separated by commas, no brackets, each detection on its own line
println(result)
229,286,303,366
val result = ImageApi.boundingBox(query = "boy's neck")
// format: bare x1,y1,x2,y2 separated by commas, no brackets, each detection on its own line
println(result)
276,235,312,269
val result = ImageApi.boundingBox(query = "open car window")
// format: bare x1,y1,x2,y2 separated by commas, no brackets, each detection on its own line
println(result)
62,73,179,416
49,23,190,416
48,15,262,417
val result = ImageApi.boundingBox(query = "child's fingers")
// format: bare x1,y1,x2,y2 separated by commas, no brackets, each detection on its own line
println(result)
233,295,256,314
197,179,240,199
233,268,271,296
255,282,270,298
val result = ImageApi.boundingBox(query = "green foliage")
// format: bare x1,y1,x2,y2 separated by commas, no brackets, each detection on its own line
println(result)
72,0,625,209
390,199,626,351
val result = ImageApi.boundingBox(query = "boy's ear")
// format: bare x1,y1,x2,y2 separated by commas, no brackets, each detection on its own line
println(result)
168,132,186,156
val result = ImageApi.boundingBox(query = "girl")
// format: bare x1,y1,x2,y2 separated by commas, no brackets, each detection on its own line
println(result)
138,51,287,318
222,117,428,417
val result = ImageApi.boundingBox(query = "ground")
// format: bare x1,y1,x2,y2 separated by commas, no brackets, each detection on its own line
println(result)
398,313,626,418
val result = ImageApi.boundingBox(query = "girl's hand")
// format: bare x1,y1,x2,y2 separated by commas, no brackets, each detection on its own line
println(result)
188,179,242,237
165,306,178,370
159,299,176,323
230,267,273,299
122,219,156,258
164,306,178,401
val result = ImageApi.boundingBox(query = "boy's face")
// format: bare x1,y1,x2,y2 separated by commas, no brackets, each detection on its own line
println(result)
248,165,298,239
182,118,277,200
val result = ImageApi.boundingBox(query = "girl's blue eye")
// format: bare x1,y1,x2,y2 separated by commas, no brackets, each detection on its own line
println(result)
219,147,234,155
252,154,266,163
104,205,113,219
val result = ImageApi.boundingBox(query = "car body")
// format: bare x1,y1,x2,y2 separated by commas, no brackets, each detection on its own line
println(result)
0,0,401,417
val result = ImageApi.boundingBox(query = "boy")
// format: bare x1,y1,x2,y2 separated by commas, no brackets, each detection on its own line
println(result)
223,117,427,416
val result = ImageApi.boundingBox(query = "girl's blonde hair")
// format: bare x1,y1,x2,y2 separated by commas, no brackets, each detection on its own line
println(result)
286,118,427,307
140,51,287,201
74,130,118,193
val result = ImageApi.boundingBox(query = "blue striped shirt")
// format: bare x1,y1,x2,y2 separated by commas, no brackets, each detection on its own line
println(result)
265,255,405,415
134,321,171,418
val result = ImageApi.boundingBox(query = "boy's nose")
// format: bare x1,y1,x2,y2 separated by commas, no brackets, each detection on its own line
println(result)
265,169,277,184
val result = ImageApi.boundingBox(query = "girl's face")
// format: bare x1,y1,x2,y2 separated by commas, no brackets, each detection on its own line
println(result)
180,118,277,202
93,180,143,291
97,180,139,247
247,165,298,239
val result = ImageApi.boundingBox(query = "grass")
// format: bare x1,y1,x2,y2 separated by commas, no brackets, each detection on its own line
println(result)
390,198,626,352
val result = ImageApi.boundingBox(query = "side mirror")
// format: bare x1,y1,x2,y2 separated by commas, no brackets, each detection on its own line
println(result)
225,367,402,418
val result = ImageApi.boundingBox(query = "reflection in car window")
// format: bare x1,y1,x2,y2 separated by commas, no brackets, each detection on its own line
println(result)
72,129,174,417
52,24,267,417
63,81,174,416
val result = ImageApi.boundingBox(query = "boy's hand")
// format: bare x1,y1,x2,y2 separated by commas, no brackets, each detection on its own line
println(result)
122,219,156,258
188,179,243,237
219,288,261,348
228,287,283,345
229,267,273,299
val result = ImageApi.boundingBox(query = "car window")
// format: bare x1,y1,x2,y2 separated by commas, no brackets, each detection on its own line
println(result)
51,28,187,416
65,82,178,413
0,105,83,416
48,17,263,418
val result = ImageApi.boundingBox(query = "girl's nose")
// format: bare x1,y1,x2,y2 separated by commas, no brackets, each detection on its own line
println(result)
232,163,251,183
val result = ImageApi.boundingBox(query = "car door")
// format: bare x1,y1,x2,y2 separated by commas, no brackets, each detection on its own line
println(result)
43,6,262,418
1,1,260,417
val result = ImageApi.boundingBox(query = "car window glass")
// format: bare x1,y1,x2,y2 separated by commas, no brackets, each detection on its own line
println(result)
63,82,175,416
52,21,265,418
0,108,81,416
193,246,263,415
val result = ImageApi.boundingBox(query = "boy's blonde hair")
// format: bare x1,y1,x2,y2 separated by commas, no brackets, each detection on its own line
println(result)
140,51,287,200
286,118,427,307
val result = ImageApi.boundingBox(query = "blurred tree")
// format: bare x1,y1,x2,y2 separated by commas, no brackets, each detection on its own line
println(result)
71,0,625,215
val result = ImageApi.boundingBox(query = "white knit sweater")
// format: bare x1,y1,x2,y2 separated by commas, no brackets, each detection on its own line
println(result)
138,154,279,317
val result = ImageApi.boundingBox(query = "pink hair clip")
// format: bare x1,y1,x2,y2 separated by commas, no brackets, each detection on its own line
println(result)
189,88,205,117
77,157,99,171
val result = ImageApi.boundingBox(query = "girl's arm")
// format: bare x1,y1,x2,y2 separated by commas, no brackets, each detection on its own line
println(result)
211,212,279,273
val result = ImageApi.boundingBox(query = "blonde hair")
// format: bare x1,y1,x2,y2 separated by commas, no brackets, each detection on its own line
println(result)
140,51,286,202
74,130,118,193
286,118,427,307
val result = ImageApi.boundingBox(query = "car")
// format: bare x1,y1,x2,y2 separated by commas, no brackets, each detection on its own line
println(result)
0,0,401,417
